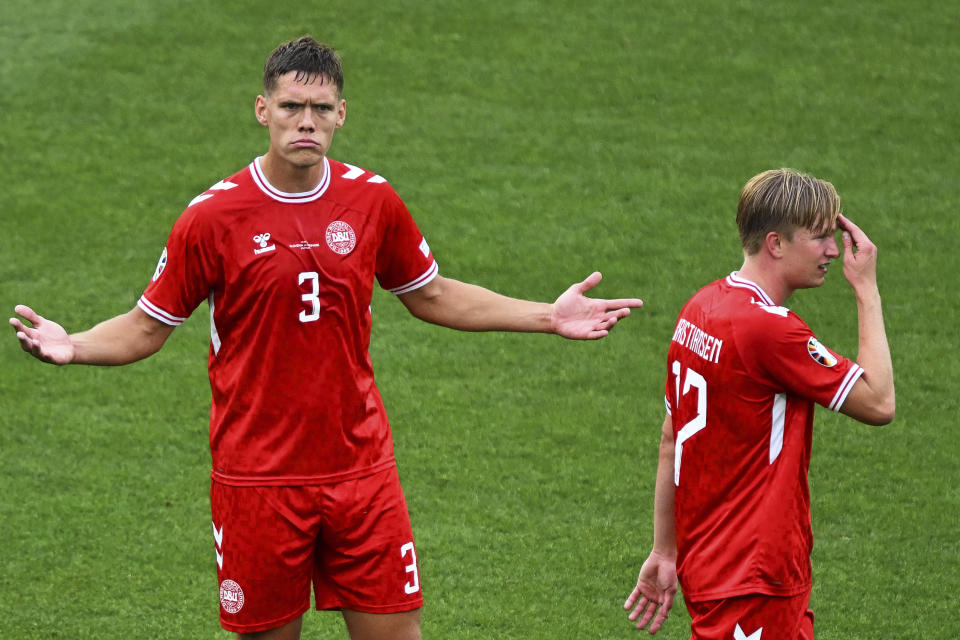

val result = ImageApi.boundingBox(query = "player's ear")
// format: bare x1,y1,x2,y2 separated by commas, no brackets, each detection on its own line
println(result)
764,231,784,258
255,95,269,127
335,99,346,129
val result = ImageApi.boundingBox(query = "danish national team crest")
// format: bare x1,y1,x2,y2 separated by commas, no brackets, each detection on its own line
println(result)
326,221,357,255
219,579,245,614
807,336,838,367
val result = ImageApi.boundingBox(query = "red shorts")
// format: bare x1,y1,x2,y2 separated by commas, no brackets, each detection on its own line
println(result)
210,465,423,634
686,591,814,640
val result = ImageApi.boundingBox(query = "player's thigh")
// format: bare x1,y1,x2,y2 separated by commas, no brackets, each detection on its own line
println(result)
342,608,421,640
313,466,423,613
687,591,813,640
236,616,303,640
211,481,321,634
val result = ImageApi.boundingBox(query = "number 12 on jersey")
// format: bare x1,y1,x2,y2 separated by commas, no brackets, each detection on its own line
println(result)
672,360,706,486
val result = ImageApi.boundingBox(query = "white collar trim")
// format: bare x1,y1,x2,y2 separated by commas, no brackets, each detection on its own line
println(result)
726,271,776,306
249,156,331,203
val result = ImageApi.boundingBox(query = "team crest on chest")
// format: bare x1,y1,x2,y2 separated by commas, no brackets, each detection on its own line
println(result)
325,221,357,255
807,336,838,367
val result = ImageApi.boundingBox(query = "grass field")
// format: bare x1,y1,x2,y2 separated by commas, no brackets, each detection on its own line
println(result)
1,1,958,638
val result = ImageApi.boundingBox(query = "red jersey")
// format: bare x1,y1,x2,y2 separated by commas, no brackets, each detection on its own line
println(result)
665,272,863,601
139,157,438,486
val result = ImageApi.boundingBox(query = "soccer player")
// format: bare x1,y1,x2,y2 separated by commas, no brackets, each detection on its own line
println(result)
9,37,643,640
623,169,894,639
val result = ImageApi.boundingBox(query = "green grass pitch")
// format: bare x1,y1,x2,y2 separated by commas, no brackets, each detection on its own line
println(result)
1,1,957,638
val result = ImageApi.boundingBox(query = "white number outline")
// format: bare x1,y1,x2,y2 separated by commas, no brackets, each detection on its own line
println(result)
298,271,321,323
401,542,420,594
672,361,707,486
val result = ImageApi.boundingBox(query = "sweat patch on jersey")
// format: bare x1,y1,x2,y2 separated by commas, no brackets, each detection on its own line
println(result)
807,336,838,367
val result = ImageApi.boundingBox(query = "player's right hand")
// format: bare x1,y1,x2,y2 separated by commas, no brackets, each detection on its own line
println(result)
9,305,75,365
624,550,677,634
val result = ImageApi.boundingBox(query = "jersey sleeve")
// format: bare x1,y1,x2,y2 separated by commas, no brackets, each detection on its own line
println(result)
374,187,438,295
738,309,864,411
138,205,218,326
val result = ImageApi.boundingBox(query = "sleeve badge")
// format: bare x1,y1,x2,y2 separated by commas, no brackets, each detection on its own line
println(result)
152,247,168,282
807,336,838,367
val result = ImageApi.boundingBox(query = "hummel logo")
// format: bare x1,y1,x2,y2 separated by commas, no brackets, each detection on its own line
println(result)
253,233,275,255
213,522,224,569
734,623,762,640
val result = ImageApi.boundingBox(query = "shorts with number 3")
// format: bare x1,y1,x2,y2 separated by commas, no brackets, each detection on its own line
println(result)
210,465,422,634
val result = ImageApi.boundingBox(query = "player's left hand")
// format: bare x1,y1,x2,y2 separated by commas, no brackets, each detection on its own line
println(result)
624,550,677,634
550,272,642,339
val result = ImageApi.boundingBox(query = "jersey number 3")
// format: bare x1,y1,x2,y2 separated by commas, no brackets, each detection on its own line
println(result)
672,361,706,486
298,271,321,323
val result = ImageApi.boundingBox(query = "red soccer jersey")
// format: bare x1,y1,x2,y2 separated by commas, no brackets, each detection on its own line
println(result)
139,157,438,486
664,272,863,601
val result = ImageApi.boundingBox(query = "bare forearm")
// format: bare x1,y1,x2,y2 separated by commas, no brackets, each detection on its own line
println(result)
855,288,892,384
852,287,895,416
71,309,173,365
652,420,677,556
401,277,554,333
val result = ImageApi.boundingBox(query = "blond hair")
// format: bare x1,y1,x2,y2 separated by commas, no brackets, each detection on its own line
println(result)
737,168,842,255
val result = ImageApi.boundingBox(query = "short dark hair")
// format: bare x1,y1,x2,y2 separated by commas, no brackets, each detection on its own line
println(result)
263,36,344,96
737,168,842,255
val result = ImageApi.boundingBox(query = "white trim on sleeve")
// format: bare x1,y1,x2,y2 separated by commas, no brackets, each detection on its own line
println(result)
389,261,439,295
829,364,864,411
137,295,187,326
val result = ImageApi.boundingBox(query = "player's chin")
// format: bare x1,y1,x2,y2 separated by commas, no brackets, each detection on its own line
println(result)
287,147,326,165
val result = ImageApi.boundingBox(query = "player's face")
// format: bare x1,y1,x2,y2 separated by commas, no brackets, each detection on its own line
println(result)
780,225,841,289
255,71,346,169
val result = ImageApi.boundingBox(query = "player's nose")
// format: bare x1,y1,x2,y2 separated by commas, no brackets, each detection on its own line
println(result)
297,111,316,131
825,235,840,258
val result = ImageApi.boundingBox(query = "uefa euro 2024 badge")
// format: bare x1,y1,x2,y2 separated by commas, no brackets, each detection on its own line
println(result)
807,336,838,367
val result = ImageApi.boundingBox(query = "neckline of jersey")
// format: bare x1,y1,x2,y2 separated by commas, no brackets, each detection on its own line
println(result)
726,271,776,306
249,156,331,203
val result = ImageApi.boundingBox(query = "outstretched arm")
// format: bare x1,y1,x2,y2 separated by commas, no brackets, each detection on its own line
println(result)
835,215,895,425
10,305,175,366
625,414,678,634
397,272,642,340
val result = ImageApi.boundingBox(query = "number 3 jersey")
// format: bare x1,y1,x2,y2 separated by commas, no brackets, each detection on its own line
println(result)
139,157,438,486
664,272,864,601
